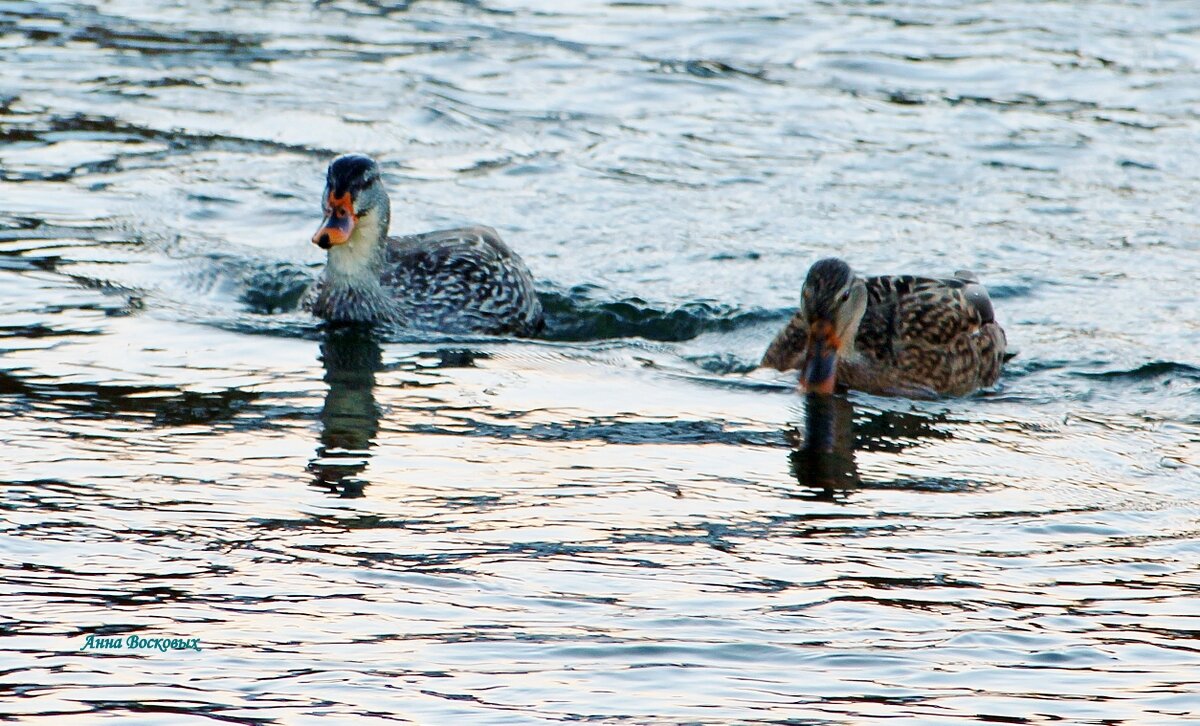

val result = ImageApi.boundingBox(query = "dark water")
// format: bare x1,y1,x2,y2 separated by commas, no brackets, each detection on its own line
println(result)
2,0,1199,722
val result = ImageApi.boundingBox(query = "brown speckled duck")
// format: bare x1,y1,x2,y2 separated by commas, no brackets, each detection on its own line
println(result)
303,154,544,336
762,258,1007,398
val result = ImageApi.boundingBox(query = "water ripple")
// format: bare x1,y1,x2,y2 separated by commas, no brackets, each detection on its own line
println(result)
2,0,1199,723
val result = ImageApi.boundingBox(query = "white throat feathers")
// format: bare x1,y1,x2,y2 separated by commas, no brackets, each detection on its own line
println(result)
325,210,388,286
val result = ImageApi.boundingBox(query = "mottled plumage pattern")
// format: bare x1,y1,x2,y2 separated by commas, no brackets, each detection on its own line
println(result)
762,272,1007,397
305,226,544,336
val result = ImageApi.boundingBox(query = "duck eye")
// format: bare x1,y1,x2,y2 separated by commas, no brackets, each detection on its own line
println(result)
839,290,851,303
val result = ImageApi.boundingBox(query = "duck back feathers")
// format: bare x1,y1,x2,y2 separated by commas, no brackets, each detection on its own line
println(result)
306,225,543,336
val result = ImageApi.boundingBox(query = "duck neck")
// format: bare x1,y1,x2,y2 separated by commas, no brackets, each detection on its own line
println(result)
837,278,867,359
839,319,861,359
324,209,389,290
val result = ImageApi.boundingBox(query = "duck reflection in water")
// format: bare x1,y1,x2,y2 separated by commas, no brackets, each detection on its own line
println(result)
788,393,860,497
309,325,383,498
789,393,961,497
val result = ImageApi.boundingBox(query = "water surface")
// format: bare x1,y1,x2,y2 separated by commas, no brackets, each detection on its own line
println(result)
1,0,1199,723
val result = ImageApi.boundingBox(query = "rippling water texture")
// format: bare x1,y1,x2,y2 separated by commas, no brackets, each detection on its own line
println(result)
2,0,1199,723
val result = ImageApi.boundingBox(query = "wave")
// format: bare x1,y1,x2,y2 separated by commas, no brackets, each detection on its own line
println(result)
538,285,786,343
1075,361,1200,382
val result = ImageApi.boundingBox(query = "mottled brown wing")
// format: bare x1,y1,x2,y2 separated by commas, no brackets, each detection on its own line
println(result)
761,310,809,371
871,275,1006,396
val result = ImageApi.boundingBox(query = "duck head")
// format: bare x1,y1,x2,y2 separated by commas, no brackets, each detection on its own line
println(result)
800,258,868,395
312,154,391,251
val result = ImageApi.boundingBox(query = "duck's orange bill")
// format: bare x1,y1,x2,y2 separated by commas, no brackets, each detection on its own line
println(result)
312,191,355,249
802,320,840,395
